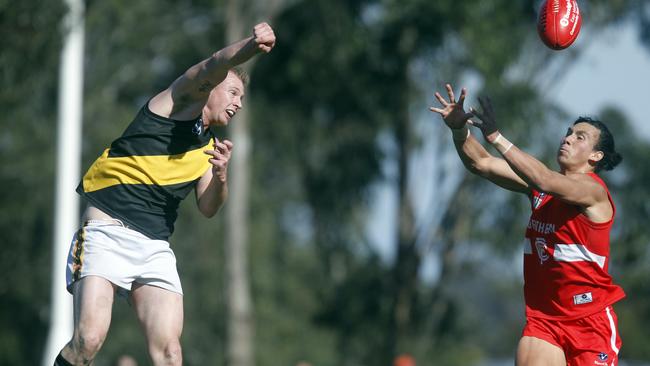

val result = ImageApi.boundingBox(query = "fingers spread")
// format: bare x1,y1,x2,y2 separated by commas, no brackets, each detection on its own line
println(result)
434,92,448,106
446,84,455,103
478,97,489,110
470,107,484,120
486,96,494,114
458,88,467,106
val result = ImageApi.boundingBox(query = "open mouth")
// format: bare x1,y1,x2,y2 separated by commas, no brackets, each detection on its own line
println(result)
226,109,236,118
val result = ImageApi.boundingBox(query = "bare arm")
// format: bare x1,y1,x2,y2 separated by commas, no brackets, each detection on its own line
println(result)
429,84,530,194
453,134,530,193
196,139,233,217
470,97,611,221
149,22,276,120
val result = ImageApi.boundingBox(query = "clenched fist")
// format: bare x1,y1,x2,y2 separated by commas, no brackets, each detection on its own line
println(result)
251,22,276,54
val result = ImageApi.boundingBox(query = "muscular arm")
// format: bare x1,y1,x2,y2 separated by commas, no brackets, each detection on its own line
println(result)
488,136,610,221
471,97,611,222
453,133,530,193
429,84,529,194
149,23,275,120
195,139,233,217
196,167,228,218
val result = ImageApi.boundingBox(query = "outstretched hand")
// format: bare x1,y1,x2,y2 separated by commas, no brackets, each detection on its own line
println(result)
429,84,474,129
251,22,276,54
469,97,499,142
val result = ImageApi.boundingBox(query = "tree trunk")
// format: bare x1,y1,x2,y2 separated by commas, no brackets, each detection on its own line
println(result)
387,73,419,360
224,2,287,366
225,2,253,365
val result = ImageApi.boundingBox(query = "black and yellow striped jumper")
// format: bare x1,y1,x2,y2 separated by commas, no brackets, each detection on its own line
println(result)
77,103,215,241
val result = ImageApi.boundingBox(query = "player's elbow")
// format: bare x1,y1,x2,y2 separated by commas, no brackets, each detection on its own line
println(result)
470,159,491,177
529,170,555,192
197,197,224,218
198,205,219,218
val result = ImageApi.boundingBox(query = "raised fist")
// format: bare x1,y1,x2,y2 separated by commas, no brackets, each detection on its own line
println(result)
252,22,276,53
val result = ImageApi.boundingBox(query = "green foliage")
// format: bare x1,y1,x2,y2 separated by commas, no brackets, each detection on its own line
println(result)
595,107,650,361
0,1,65,364
3,0,650,365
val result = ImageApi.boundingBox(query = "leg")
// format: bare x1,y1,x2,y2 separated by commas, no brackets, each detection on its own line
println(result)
59,276,116,365
516,336,566,366
131,283,184,366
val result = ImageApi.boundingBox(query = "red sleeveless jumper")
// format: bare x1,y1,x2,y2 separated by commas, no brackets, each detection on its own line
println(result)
523,173,625,320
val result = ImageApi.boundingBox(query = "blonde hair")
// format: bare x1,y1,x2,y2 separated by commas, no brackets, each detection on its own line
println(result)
230,67,250,86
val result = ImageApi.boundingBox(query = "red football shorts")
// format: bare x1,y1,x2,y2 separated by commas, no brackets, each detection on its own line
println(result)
522,306,622,366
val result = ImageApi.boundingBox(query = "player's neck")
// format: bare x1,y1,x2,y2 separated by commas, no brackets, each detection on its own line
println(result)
560,159,594,175
562,166,594,176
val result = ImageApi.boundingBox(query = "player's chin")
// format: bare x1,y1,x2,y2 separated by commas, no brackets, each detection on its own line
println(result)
213,117,229,127
556,153,569,165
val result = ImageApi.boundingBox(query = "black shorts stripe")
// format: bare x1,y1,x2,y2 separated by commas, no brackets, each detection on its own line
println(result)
72,227,85,282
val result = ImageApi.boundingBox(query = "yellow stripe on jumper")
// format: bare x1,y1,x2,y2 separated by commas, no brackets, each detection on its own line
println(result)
82,146,211,193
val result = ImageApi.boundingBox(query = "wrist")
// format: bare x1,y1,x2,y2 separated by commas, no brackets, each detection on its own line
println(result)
486,131,501,144
451,125,470,142
490,132,514,155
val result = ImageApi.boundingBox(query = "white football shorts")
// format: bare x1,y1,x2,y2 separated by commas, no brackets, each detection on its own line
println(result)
66,219,183,295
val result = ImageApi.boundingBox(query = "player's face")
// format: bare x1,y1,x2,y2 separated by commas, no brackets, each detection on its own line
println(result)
557,122,602,171
206,72,245,126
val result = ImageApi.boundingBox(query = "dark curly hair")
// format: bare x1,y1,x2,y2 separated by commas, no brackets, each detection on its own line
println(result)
574,117,622,172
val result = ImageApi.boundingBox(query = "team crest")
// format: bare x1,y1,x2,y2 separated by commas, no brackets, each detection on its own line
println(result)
535,237,550,264
192,119,205,136
532,192,546,209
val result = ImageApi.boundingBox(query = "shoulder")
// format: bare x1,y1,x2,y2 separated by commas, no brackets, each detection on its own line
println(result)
577,173,609,198
586,172,608,189
569,172,606,188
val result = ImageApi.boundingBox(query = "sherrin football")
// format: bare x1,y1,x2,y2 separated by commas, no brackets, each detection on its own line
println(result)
537,0,582,50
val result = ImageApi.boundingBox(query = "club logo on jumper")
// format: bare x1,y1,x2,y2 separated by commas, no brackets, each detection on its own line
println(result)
535,237,550,264
532,193,546,210
573,292,593,305
192,119,205,136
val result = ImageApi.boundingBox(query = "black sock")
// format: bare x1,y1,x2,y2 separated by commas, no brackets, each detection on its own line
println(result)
54,353,73,366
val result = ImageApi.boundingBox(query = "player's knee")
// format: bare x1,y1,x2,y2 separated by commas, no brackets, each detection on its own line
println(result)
164,341,182,364
151,338,182,365
72,330,106,359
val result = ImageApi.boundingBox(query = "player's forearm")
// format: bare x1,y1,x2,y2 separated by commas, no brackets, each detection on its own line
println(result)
452,130,493,175
489,132,553,190
198,180,228,218
206,37,256,73
181,37,255,89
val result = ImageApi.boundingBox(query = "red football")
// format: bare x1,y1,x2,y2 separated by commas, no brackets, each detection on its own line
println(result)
537,0,582,50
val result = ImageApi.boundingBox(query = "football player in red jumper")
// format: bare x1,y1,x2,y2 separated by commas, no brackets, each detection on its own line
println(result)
430,84,625,366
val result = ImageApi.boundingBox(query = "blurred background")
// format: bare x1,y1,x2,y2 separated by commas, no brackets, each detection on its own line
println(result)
2,0,650,365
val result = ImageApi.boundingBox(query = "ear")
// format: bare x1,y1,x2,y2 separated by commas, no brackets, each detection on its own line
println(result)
589,150,604,164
